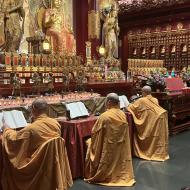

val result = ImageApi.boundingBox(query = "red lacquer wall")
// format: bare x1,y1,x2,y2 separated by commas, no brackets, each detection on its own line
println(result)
74,0,101,61
74,0,88,61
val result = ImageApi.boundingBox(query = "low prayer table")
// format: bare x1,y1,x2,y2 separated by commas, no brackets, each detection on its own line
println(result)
57,115,97,179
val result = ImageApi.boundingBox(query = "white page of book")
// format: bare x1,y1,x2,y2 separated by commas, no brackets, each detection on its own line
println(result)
3,111,17,129
0,112,3,129
119,95,130,109
66,102,80,119
11,110,27,128
77,102,89,117
65,102,89,119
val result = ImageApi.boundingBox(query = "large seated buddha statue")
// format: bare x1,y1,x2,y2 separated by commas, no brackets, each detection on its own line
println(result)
42,0,75,54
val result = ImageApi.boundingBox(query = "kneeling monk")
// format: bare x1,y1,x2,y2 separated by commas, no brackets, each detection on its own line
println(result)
1,98,73,190
85,93,135,186
128,86,169,161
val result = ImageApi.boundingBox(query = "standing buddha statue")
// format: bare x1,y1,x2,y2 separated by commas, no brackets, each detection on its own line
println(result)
101,4,119,59
0,0,24,52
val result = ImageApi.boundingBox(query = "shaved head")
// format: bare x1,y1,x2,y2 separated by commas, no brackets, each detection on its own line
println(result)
142,86,152,96
32,98,48,115
106,93,119,105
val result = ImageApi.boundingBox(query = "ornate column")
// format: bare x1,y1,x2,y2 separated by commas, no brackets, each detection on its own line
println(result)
88,0,101,59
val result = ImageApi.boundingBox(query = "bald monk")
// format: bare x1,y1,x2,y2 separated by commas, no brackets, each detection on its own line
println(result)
85,93,135,186
1,98,73,190
127,86,169,161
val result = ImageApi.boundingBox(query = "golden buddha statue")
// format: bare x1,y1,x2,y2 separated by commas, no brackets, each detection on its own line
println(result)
161,46,165,54
44,0,66,53
151,47,155,54
0,0,24,52
133,48,137,55
182,44,187,52
171,45,176,53
43,0,75,55
142,48,146,55
66,23,76,55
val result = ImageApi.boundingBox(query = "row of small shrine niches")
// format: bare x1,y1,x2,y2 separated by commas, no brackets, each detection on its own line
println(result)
164,59,189,70
0,53,82,67
127,22,190,36
129,57,189,69
129,44,188,57
128,35,190,46
128,59,164,68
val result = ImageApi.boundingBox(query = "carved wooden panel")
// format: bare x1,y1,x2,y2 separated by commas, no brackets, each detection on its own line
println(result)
127,22,190,70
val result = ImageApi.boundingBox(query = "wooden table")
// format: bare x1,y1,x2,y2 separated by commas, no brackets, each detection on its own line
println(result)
57,115,97,179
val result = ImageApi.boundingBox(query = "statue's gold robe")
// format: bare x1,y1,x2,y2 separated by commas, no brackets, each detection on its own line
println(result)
84,108,135,186
128,95,169,161
1,114,73,190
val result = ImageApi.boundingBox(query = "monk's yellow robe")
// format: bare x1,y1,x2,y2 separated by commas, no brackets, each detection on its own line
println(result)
128,95,169,161
1,114,73,190
84,108,135,186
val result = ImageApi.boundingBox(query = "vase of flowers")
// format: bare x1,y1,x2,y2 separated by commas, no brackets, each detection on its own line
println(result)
146,74,166,92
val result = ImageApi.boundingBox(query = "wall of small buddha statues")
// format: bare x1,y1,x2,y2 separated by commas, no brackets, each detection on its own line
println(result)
126,21,190,70
118,2,190,72
128,59,164,76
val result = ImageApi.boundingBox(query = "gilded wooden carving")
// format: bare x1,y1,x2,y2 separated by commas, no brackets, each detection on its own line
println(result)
127,22,190,69
88,10,100,39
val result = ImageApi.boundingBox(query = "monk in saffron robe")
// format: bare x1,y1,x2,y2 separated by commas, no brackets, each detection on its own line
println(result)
85,93,135,186
127,86,169,161
1,98,73,190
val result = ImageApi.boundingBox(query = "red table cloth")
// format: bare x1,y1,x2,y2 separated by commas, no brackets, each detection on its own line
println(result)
57,115,97,179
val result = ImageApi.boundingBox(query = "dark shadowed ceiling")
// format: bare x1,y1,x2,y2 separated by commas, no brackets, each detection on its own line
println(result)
118,0,189,14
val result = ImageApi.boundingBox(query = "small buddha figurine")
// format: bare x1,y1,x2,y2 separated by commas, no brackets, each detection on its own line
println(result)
151,47,155,54
182,67,187,73
62,71,70,92
12,73,21,97
142,48,146,55
46,72,54,94
133,48,137,55
171,45,176,53
32,72,42,95
182,44,187,52
161,46,165,54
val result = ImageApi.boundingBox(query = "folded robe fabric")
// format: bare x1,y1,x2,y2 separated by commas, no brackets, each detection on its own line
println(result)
85,108,135,186
128,95,169,161
2,114,73,190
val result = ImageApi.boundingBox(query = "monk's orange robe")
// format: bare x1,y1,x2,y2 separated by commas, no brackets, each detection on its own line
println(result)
1,114,73,190
128,95,169,161
85,108,135,186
